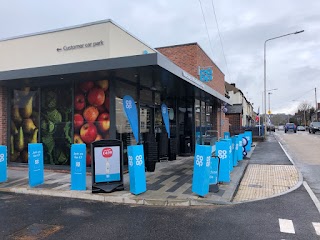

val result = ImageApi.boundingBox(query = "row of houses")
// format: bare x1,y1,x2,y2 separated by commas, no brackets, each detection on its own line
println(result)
225,82,255,135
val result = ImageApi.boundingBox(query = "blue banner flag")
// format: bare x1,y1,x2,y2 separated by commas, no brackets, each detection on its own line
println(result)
0,146,7,182
128,145,147,195
161,103,170,138
123,95,139,143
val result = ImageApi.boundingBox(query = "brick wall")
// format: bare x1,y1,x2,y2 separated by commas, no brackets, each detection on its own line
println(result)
216,112,230,138
157,43,226,96
0,87,7,145
227,113,242,135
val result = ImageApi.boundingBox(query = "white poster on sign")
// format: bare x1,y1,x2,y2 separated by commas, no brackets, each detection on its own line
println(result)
94,146,121,182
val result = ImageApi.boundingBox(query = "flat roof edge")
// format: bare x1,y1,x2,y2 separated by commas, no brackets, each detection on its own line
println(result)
0,53,158,81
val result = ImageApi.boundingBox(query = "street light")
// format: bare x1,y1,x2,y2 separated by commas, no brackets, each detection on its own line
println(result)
263,30,304,138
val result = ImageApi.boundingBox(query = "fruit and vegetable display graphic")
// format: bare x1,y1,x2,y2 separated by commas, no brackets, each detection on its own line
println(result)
74,80,110,166
40,87,72,165
10,88,39,163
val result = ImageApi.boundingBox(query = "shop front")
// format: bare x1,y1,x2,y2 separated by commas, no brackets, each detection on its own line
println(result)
0,20,230,168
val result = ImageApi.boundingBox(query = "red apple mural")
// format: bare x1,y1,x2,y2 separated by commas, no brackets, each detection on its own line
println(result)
74,134,84,144
87,87,105,107
74,79,110,166
83,106,99,123
97,113,110,132
74,93,85,111
79,81,94,93
74,113,84,131
80,123,97,144
96,80,109,91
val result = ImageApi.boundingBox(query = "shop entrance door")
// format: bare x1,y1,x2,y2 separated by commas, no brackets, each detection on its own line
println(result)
140,106,153,143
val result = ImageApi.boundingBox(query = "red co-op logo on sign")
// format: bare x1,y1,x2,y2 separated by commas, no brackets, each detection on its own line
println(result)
102,148,113,158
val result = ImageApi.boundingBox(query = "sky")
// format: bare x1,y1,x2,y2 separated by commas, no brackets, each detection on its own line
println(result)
1,0,319,114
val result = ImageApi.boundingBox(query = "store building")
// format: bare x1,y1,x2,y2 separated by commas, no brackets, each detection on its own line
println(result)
0,19,230,167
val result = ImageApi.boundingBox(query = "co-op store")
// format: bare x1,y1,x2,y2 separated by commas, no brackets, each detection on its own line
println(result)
0,19,231,167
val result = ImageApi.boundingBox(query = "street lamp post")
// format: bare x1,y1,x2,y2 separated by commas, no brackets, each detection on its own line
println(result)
268,92,272,116
263,30,304,138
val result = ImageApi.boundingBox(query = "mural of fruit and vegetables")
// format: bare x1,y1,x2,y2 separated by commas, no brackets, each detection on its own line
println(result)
10,88,39,163
40,87,72,165
74,80,110,166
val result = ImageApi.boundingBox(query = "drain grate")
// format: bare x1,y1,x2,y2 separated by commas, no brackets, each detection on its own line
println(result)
7,223,63,240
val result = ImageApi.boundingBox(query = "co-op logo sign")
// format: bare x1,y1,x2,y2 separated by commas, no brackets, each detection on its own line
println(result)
57,40,104,52
102,148,113,158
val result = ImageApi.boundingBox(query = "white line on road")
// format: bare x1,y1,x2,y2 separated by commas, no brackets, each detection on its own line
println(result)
303,181,320,215
277,140,295,165
279,219,295,234
312,222,320,236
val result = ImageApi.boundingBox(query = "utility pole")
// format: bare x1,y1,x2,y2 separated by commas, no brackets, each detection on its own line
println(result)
315,88,318,110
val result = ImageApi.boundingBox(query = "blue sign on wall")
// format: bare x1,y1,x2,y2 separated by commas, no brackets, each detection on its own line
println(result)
244,131,252,152
28,143,44,187
0,146,7,183
209,156,219,185
71,144,86,191
128,145,147,195
237,134,244,161
199,68,213,82
216,140,231,183
123,95,139,143
161,103,170,138
224,132,230,139
192,145,211,197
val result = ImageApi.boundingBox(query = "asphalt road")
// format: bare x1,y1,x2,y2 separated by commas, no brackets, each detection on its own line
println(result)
275,130,320,201
1,186,320,240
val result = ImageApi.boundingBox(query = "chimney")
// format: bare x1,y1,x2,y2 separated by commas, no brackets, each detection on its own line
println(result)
231,83,236,87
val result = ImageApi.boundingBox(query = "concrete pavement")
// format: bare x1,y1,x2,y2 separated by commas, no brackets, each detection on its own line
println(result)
0,134,302,206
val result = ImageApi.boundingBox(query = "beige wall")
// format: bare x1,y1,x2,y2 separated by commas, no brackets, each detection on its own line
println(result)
109,23,154,58
0,21,155,72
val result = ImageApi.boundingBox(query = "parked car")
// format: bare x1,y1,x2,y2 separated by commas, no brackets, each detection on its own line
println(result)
297,126,306,131
278,125,284,131
309,122,320,134
285,123,297,133
267,124,275,132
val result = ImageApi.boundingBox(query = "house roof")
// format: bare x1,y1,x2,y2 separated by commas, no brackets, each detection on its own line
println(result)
226,104,243,114
225,82,240,93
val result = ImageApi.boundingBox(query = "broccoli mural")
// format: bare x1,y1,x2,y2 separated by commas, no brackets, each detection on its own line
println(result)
74,80,110,166
40,87,72,165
